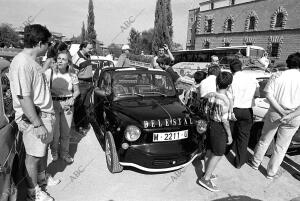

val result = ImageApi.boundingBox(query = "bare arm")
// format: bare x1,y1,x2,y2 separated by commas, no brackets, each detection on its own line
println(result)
40,58,54,73
164,44,174,61
281,106,300,123
19,96,42,126
223,120,233,145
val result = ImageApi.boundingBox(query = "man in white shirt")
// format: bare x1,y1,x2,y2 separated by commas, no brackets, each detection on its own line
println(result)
199,65,221,97
249,52,300,178
9,24,56,201
228,59,260,168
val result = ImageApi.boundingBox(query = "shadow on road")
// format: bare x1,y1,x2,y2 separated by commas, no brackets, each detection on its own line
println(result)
47,128,87,176
211,195,263,201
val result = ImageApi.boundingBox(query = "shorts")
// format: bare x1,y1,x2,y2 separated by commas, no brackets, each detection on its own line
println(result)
17,112,55,157
207,121,227,156
166,67,180,82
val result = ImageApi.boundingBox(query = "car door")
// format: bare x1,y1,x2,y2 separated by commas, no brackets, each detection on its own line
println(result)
0,68,19,200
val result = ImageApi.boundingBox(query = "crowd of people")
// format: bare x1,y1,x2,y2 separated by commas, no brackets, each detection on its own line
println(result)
182,52,300,192
4,24,97,201
1,22,300,200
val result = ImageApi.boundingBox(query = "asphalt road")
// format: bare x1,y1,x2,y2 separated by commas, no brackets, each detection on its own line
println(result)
45,127,300,201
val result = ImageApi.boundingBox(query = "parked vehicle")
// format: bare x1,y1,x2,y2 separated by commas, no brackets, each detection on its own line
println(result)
89,67,207,173
0,59,25,201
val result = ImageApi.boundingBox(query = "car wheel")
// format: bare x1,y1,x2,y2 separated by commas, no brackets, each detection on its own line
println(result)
105,131,123,173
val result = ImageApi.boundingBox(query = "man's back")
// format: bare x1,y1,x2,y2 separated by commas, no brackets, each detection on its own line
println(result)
264,69,300,110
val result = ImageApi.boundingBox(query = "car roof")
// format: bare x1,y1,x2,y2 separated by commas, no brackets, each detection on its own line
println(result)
101,67,165,73
90,55,114,62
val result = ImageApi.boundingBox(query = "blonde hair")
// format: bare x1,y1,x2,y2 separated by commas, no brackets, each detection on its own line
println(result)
54,50,75,74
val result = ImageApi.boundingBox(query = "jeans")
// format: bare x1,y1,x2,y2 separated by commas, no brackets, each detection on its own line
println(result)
74,82,93,129
50,100,73,157
252,108,300,176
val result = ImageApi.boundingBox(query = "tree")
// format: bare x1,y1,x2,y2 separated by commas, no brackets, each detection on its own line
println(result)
108,43,122,58
166,0,173,39
87,0,97,46
140,28,154,55
81,21,86,42
152,0,173,54
128,28,141,54
0,23,21,48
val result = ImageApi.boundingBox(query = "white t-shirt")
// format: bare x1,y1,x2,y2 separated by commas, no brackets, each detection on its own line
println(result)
264,69,300,110
9,52,54,122
44,69,79,97
230,71,259,108
199,75,216,97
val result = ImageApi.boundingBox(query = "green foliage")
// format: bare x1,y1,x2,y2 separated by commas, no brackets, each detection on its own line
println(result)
128,28,141,54
152,0,173,54
108,43,122,58
0,24,21,48
87,0,97,45
128,53,153,63
81,21,86,43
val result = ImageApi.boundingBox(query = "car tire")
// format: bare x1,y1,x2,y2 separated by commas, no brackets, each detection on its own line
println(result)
105,131,123,173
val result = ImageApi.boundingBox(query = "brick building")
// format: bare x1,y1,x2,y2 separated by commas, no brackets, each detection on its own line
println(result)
186,0,300,63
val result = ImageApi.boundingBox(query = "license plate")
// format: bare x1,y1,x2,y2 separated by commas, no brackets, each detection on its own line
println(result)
153,130,188,142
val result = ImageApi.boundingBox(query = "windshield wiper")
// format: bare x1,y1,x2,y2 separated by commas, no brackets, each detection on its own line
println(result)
144,91,168,97
133,92,144,97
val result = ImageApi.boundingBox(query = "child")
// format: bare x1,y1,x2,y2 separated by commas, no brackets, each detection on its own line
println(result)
198,71,233,192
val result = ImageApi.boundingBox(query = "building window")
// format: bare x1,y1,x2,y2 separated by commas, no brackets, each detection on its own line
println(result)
249,17,256,30
224,42,230,47
211,2,214,10
191,18,194,23
231,0,235,5
204,41,210,49
227,19,232,31
275,13,284,28
270,43,280,57
270,6,288,29
245,10,259,31
207,19,212,32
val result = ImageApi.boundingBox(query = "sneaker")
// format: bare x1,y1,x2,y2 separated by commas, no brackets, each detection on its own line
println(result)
266,174,280,180
247,160,259,170
38,173,61,187
35,189,54,201
27,186,54,201
197,177,220,192
61,154,74,164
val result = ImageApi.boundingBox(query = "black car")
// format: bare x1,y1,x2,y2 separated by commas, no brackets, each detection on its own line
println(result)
89,67,207,173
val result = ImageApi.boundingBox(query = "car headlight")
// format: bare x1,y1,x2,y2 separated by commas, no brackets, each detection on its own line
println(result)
196,119,207,134
125,125,141,142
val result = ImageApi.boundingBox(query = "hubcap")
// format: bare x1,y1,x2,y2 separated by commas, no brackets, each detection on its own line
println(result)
105,138,112,165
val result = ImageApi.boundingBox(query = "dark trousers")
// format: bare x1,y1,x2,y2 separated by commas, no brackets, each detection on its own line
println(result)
231,108,253,168
74,81,93,130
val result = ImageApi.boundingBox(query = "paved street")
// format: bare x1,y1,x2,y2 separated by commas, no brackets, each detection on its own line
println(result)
44,127,300,201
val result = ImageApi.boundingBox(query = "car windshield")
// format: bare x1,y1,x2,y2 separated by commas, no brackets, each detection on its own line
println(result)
112,71,176,97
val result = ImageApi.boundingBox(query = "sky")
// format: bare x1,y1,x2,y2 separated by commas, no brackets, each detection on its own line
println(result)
0,0,199,47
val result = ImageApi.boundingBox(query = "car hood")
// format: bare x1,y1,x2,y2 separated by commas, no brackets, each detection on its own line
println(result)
112,98,194,128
